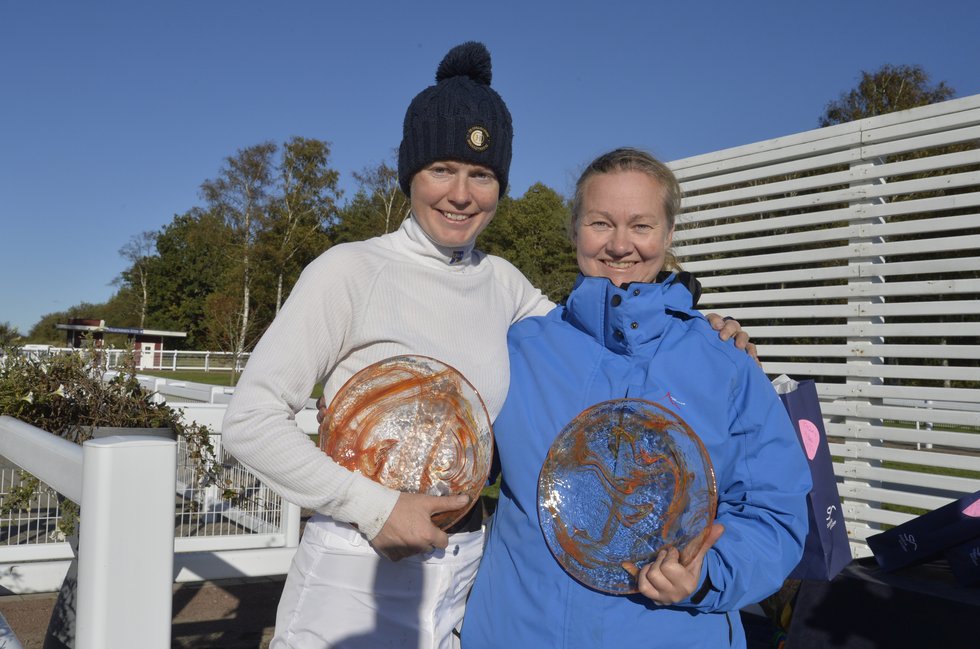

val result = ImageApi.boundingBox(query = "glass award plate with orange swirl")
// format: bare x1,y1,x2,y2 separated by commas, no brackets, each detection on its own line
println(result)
538,399,717,594
319,355,493,530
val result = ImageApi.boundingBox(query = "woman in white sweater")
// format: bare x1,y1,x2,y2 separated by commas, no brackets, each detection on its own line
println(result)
223,42,745,649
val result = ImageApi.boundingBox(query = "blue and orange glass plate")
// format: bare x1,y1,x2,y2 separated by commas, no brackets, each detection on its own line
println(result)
538,399,717,594
320,355,492,530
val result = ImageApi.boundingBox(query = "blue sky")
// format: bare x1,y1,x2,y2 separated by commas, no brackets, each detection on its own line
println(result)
2,0,979,336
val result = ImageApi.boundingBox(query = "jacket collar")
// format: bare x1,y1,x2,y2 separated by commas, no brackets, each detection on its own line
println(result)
398,214,478,267
563,272,695,354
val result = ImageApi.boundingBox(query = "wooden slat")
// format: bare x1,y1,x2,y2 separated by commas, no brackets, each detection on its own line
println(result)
679,171,980,226
862,124,980,159
735,322,980,339
675,204,980,252
838,463,978,493
862,103,980,143
675,150,858,193
695,299,980,319
700,277,980,305
680,235,980,272
760,361,978,382
825,423,980,450
681,148,980,209
759,342,980,360
671,132,862,182
698,257,980,289
818,401,980,427
836,483,956,511
816,383,980,404
830,444,980,472
842,503,909,528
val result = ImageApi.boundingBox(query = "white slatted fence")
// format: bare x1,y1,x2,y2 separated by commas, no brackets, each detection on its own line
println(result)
670,94,980,557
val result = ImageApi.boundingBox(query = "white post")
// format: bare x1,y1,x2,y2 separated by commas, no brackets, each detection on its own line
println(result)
282,501,302,548
75,436,177,649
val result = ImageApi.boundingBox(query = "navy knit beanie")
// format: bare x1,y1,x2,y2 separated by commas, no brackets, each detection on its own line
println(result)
398,42,513,198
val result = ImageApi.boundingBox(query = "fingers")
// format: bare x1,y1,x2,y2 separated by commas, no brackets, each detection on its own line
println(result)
635,548,676,605
692,523,725,566
430,494,471,514
369,492,469,560
315,395,327,424
636,526,724,606
705,312,725,332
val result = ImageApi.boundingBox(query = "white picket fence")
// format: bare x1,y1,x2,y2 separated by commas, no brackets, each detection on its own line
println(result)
670,93,980,558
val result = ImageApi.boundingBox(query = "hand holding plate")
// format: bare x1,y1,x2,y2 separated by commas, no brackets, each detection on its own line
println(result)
370,492,471,561
633,522,724,605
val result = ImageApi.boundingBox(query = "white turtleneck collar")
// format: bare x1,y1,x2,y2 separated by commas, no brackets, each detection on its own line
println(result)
397,213,480,267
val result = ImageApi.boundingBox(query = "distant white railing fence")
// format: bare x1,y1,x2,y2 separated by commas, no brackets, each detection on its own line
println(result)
14,347,250,373
670,93,980,558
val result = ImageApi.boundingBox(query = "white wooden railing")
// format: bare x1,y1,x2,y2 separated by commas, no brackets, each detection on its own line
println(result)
670,93,980,558
0,417,176,649
11,347,250,373
0,374,311,596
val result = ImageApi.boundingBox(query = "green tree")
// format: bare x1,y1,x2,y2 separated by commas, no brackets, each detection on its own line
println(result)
257,137,340,316
26,303,109,346
145,209,233,349
819,64,955,126
479,183,578,302
0,322,22,346
331,159,409,245
116,231,158,328
201,142,277,360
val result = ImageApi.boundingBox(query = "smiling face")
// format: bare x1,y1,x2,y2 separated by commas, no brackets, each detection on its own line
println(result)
573,170,675,287
410,160,500,248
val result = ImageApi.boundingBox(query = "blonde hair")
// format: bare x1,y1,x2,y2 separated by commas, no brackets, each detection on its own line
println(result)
570,147,682,271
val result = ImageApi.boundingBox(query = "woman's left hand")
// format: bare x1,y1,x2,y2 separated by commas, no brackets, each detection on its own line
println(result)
634,522,725,606
706,313,758,363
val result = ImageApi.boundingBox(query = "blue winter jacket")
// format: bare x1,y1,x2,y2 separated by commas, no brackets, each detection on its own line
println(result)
462,274,811,649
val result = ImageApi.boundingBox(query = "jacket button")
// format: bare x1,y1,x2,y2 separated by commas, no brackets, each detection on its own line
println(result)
611,295,622,306
613,330,624,340
632,289,640,296
631,322,639,329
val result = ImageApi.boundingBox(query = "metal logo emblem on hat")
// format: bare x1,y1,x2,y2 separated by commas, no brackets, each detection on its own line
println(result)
467,126,490,151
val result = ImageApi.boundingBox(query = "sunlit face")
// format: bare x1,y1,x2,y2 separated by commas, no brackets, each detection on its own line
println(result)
573,170,675,287
410,161,500,248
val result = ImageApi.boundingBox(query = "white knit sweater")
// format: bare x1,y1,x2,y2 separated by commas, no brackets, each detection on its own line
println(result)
221,216,553,539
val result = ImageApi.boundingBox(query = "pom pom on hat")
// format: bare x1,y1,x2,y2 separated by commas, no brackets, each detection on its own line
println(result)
398,42,513,198
436,41,492,86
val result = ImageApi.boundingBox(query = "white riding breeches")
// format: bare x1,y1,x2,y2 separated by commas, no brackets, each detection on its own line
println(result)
271,516,484,649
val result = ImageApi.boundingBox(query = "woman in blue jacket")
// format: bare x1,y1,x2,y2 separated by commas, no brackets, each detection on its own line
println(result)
462,148,811,648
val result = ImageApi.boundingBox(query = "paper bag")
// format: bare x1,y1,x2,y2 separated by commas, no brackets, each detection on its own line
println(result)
773,376,852,581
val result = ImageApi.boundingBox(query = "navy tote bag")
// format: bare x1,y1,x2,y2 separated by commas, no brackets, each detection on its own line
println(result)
774,376,853,581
